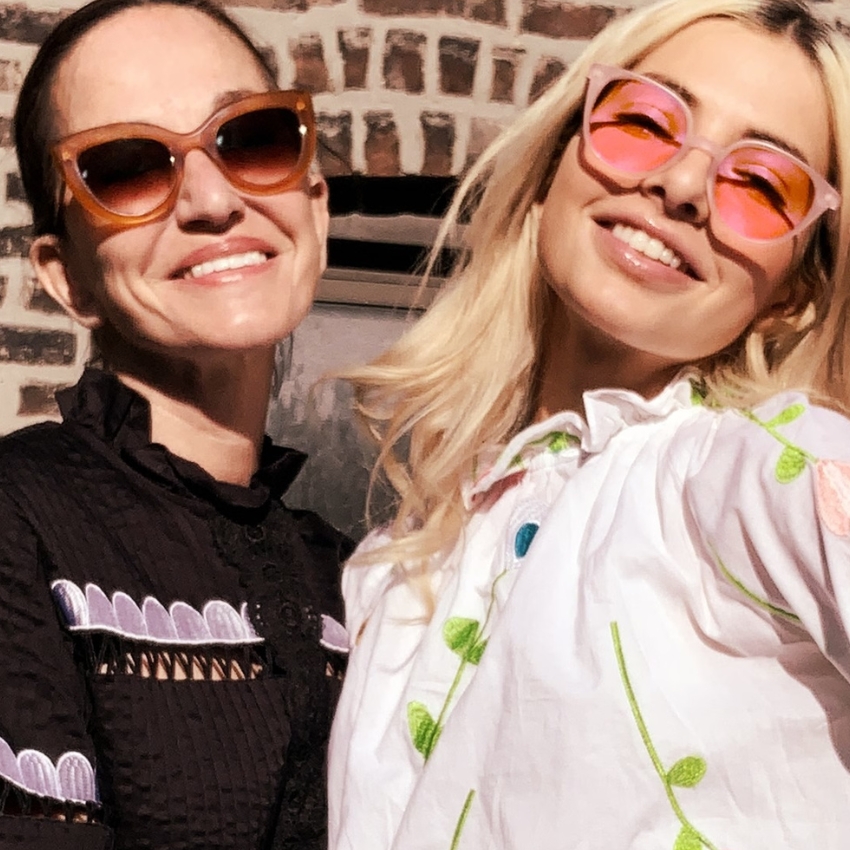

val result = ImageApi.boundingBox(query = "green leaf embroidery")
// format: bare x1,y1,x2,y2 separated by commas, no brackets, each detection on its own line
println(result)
689,381,706,406
674,825,702,850
547,431,576,453
776,445,807,483
408,573,507,764
611,623,719,850
466,639,487,665
443,617,481,660
767,403,805,427
741,407,817,484
407,701,440,758
667,756,706,788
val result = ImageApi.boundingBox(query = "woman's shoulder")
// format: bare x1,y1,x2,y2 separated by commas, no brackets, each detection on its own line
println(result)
669,389,850,467
0,419,77,482
700,390,849,457
673,389,850,527
339,527,401,636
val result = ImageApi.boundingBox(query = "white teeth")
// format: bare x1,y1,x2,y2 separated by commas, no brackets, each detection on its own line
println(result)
186,250,267,279
611,223,683,270
630,230,649,251
644,238,664,260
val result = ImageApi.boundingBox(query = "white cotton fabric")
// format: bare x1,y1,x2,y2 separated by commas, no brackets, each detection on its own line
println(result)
328,378,850,850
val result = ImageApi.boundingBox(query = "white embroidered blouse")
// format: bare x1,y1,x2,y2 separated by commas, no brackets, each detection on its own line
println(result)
328,379,850,850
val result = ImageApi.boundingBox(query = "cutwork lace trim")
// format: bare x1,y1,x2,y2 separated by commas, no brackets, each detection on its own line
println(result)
0,778,103,823
0,737,101,820
74,632,271,680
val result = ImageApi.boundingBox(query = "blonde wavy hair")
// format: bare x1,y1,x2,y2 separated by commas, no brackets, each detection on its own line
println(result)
345,0,850,576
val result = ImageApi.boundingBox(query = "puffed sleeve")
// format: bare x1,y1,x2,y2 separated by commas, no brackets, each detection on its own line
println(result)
683,392,850,680
339,527,397,647
0,483,113,849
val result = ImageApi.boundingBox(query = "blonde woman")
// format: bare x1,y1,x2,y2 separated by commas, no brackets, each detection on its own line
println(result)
328,0,850,847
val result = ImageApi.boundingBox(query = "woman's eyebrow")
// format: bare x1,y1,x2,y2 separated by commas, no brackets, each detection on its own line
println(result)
644,71,810,163
210,89,258,111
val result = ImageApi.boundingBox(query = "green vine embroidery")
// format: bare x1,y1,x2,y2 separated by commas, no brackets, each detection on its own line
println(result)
712,549,800,622
741,404,817,483
689,379,707,407
611,622,719,850
407,571,508,760
509,430,580,468
449,790,476,850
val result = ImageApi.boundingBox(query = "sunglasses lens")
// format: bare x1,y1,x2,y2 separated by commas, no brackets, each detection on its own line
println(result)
588,79,686,173
77,138,174,216
714,147,816,240
587,73,823,241
216,107,304,187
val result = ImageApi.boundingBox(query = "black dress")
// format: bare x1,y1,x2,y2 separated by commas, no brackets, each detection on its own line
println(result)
0,368,353,849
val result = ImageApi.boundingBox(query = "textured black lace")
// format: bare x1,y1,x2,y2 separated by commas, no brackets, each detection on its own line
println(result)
210,503,352,850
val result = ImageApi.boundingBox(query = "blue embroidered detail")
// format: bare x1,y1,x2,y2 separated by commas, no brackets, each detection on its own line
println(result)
514,522,539,558
505,500,548,572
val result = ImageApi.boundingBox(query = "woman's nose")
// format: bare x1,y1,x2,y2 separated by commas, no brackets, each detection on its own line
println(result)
640,147,712,226
173,149,246,230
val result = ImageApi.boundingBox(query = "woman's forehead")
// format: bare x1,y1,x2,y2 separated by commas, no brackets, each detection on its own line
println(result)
50,5,269,137
633,18,831,174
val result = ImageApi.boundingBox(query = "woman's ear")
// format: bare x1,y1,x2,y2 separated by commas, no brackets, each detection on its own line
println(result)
307,172,330,271
29,234,103,329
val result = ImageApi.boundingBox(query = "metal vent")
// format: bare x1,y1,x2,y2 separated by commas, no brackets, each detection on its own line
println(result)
318,175,461,308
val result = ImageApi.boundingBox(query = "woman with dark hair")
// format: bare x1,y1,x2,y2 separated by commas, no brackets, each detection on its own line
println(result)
0,0,350,847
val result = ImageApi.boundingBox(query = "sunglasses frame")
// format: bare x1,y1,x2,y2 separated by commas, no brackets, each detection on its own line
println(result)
583,64,840,243
52,90,316,227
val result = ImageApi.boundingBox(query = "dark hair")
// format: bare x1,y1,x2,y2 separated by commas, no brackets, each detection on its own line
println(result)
753,0,830,59
13,0,278,237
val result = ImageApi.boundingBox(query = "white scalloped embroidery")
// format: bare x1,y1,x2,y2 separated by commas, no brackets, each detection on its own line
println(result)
320,614,350,654
50,580,263,646
0,737,97,803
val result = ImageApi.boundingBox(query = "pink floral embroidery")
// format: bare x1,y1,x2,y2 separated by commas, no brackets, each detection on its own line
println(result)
816,460,850,537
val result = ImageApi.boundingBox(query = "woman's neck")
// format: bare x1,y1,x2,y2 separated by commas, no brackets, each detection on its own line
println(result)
535,304,684,422
110,348,276,486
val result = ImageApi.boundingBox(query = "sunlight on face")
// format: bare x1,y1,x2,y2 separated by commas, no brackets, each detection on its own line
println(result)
536,18,830,385
46,5,328,362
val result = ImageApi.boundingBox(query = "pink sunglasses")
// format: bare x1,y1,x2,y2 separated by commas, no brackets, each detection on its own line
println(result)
582,64,840,242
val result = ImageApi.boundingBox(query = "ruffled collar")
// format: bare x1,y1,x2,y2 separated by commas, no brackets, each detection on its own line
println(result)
57,368,306,513
465,375,697,507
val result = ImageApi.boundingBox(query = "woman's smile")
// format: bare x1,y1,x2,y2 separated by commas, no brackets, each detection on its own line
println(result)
609,223,684,271
169,237,277,282
593,220,701,292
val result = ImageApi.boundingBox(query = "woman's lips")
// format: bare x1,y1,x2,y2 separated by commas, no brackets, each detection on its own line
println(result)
609,223,685,272
594,219,704,288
